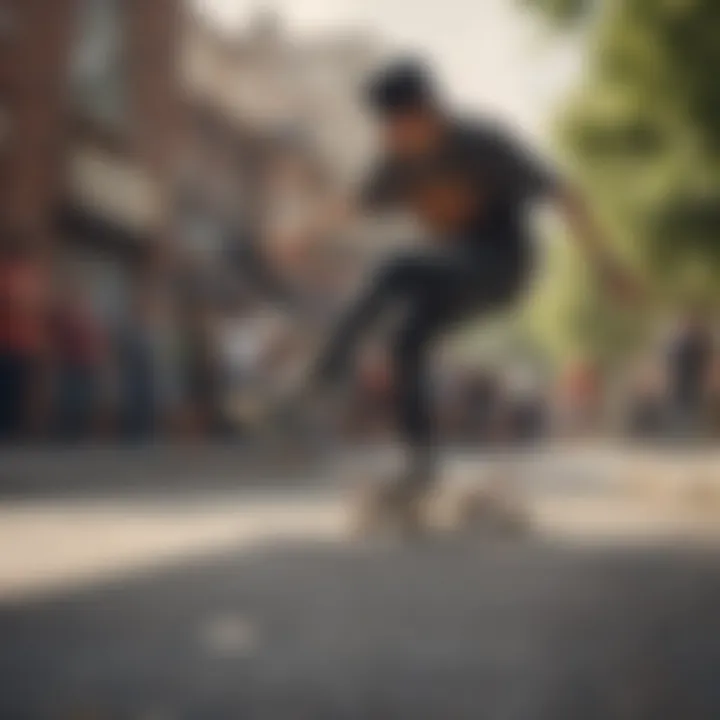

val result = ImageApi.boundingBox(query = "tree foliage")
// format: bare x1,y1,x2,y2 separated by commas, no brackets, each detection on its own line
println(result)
524,0,720,361
520,0,595,26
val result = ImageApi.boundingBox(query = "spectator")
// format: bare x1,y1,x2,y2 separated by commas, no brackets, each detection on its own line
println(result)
148,290,186,437
216,292,288,432
0,234,48,442
114,281,159,441
706,353,720,438
623,357,666,439
505,366,547,443
350,346,394,440
49,278,107,441
555,358,602,438
181,298,222,439
465,369,502,444
666,313,714,439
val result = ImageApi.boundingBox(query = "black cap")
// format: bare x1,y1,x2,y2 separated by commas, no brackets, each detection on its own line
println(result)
365,58,437,116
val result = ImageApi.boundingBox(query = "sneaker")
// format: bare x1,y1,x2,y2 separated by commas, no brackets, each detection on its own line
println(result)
351,470,431,538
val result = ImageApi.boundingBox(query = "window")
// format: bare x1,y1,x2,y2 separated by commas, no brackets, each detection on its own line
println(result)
0,104,11,148
70,0,126,129
0,5,17,39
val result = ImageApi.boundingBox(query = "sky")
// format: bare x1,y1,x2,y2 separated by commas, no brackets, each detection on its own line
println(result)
194,0,585,146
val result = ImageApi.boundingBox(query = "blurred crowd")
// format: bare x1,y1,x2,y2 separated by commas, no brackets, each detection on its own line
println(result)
551,314,720,443
0,233,297,445
3,222,720,448
622,315,720,442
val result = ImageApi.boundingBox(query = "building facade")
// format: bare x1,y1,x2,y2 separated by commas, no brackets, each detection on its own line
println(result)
183,10,383,183
0,0,78,241
61,0,182,318
179,9,391,299
0,0,182,317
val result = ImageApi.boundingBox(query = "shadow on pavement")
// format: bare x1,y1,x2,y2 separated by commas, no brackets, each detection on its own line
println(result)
1,535,719,719
0,443,332,500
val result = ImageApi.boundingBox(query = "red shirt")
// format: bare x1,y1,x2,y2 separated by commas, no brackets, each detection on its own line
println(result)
51,305,105,367
0,259,47,356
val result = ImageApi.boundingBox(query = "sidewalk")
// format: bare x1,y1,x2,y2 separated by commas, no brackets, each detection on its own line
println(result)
0,441,330,497
1,442,719,602
1,440,719,497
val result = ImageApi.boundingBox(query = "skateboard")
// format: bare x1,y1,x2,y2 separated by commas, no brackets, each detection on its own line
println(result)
348,471,532,538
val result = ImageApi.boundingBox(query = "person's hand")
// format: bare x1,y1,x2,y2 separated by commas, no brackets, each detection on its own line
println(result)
596,256,645,305
559,188,646,306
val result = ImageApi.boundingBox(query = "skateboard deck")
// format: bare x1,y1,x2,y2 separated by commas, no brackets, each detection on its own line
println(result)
348,473,532,538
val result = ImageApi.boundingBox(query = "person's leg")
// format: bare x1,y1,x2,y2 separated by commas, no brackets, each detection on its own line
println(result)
313,254,407,382
383,250,491,492
315,250,479,384
0,352,27,441
351,248,528,531
0,353,14,440
391,299,455,491
388,246,523,489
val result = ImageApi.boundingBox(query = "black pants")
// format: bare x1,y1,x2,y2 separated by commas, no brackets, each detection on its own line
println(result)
318,244,525,459
0,351,33,442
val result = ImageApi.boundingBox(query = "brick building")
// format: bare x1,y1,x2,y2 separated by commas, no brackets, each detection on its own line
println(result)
0,0,78,240
60,0,182,317
178,9,390,300
183,10,383,184
0,0,182,317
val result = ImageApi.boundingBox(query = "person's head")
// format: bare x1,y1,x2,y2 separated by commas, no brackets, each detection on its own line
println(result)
365,58,446,156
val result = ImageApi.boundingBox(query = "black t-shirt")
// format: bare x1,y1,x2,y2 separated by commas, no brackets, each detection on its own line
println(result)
361,118,558,262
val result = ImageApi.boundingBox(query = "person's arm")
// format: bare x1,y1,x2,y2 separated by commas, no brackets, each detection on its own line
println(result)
487,123,640,301
495,129,638,299
310,160,395,234
555,184,641,302
320,156,403,230
228,166,384,310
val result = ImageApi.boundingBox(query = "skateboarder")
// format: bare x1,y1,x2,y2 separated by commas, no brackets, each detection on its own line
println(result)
299,59,638,528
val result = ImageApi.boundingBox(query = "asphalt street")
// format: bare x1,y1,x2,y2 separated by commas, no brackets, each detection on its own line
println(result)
2,530,720,718
1,447,720,719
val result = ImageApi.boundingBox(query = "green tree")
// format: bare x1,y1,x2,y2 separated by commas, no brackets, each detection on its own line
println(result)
524,0,720,361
